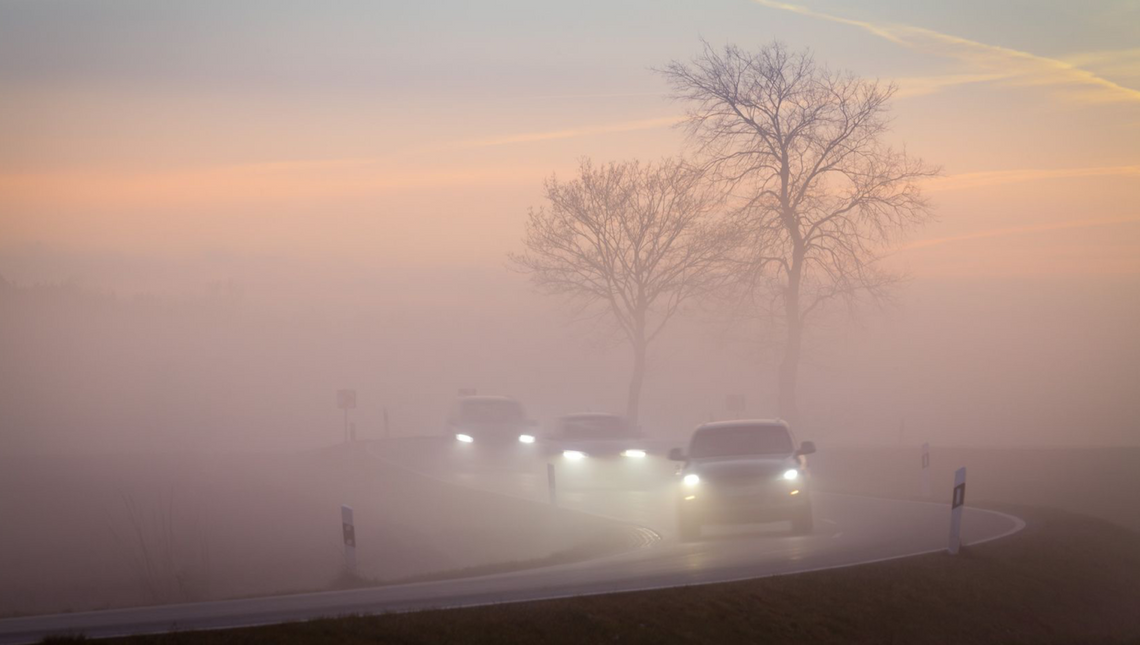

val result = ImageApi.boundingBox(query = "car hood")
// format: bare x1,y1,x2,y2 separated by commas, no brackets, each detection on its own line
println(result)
550,437,647,455
687,454,798,482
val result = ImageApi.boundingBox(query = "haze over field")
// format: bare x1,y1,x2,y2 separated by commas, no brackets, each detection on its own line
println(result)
2,0,1138,454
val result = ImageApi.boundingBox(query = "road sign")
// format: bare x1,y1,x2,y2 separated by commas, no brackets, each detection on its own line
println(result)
341,504,357,573
948,467,967,554
337,389,357,410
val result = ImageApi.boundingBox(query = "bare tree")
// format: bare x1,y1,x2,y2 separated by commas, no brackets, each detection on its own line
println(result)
661,42,939,424
511,159,729,425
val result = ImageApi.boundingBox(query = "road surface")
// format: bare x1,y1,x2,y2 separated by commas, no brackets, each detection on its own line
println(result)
0,440,1024,644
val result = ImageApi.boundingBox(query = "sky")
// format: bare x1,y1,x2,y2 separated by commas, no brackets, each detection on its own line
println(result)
0,1,1138,449
1,0,1137,285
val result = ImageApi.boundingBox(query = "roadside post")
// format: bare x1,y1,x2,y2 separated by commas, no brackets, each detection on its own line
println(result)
547,462,557,506
726,394,746,419
341,504,357,573
921,442,931,499
948,467,967,554
337,389,357,444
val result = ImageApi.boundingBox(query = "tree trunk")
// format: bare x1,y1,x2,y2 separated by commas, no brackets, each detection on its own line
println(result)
626,340,646,427
778,246,804,426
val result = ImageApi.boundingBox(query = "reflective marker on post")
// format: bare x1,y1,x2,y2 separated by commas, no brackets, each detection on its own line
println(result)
341,504,357,573
921,442,931,499
948,467,967,555
547,462,557,506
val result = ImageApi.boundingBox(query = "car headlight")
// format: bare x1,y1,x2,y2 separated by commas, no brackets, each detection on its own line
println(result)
562,450,587,460
683,473,700,487
455,433,474,443
621,449,646,458
783,468,800,481
518,434,536,444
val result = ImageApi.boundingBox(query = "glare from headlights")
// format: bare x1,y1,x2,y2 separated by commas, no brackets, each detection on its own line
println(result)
455,434,474,443
783,468,800,481
683,473,700,487
562,450,587,460
518,434,536,444
621,449,647,458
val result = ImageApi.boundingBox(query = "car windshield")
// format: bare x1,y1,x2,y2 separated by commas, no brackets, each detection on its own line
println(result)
560,416,635,439
460,400,524,424
689,425,794,458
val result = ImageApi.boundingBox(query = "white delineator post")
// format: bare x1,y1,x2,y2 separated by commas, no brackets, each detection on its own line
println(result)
921,442,932,499
948,467,967,555
341,504,357,573
547,462,557,506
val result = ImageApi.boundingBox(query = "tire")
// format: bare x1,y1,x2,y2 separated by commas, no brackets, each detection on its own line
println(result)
678,510,702,542
791,503,814,535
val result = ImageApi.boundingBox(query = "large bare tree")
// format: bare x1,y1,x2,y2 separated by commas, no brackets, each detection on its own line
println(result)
661,42,938,424
511,159,728,425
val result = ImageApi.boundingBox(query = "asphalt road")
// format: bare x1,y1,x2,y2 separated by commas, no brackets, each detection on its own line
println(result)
0,440,1024,644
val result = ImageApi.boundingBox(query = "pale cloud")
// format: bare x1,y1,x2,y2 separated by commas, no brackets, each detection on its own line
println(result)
925,165,1140,192
751,0,1140,104
455,116,682,148
902,216,1140,251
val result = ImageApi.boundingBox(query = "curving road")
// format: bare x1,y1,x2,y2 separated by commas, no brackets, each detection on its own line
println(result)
0,440,1024,644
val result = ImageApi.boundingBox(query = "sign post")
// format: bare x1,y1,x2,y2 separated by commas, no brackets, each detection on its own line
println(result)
341,504,357,573
726,394,746,418
948,467,967,555
337,389,357,443
921,442,931,499
547,462,557,506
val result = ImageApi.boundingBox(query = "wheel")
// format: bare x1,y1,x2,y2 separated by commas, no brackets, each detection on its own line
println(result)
791,503,814,535
678,509,702,542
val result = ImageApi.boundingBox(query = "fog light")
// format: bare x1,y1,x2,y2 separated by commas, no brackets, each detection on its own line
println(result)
456,434,474,443
563,450,586,460
684,495,696,501
790,489,800,496
621,449,646,458
518,434,536,444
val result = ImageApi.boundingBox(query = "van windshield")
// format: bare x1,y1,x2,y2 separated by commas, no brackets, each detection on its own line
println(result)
460,400,524,424
560,415,635,439
689,425,793,458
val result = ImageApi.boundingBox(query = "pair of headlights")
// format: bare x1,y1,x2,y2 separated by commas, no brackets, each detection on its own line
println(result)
563,449,646,460
683,469,800,487
453,433,537,444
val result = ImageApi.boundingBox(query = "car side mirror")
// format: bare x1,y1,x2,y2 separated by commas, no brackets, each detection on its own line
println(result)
797,440,817,456
668,447,686,462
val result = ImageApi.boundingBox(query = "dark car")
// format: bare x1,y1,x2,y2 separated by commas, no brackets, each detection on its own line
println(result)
669,419,816,541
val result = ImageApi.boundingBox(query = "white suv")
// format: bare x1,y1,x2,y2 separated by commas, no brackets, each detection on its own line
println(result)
669,419,816,541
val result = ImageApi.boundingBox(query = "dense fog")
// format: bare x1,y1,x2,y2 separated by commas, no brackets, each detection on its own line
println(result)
2,256,1136,453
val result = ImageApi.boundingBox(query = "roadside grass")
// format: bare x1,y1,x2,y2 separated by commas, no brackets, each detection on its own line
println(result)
66,505,1140,645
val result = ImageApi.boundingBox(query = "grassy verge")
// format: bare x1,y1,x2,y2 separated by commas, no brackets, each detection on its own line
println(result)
62,505,1140,645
